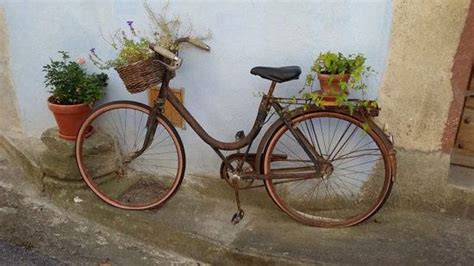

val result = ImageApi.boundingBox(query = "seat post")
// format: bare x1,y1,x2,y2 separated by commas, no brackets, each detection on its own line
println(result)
267,81,277,97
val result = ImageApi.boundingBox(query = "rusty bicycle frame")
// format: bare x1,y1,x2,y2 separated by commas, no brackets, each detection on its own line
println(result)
134,64,334,223
137,69,324,182
120,42,398,224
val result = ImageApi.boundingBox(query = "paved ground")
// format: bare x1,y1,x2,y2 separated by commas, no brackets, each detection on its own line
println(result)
1,145,473,265
0,239,61,265
0,148,197,265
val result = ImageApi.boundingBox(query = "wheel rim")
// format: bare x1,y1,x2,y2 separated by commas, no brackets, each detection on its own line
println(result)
263,111,391,227
75,103,184,210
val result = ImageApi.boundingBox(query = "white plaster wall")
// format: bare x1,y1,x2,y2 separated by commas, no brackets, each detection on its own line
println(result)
1,0,392,174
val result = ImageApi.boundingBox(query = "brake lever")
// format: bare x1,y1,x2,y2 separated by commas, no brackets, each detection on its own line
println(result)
156,57,182,71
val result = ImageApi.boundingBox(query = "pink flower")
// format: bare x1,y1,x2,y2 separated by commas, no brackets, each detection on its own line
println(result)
76,56,86,65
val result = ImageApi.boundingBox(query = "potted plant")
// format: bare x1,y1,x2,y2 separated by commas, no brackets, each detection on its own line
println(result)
43,51,108,140
305,51,374,103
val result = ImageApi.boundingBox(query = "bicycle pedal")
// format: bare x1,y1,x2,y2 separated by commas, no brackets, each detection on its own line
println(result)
231,209,245,225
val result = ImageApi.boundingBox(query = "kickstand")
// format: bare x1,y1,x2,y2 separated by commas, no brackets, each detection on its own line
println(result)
231,178,245,225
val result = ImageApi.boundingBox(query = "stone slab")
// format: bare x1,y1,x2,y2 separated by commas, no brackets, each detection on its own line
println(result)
39,128,120,180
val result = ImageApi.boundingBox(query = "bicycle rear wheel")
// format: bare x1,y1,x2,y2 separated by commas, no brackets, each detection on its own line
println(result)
262,111,392,227
75,101,185,210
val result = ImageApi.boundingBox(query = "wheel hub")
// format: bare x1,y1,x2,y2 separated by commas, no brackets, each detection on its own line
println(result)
320,162,334,179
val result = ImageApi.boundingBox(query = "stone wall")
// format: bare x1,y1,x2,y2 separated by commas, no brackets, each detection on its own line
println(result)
0,7,21,133
378,0,470,152
377,0,473,209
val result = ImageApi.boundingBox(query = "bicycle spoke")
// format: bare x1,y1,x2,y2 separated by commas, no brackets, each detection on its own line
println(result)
328,123,358,161
327,118,341,153
318,117,328,156
303,118,322,157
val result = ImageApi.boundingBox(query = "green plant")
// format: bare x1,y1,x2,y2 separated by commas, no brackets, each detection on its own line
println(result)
278,51,380,131
89,21,154,69
303,51,375,107
90,2,210,70
43,51,108,105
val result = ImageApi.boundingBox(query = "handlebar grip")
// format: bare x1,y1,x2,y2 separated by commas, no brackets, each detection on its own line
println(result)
188,37,211,51
150,44,179,61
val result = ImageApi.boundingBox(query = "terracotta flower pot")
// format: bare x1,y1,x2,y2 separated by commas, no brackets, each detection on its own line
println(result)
47,97,93,140
317,73,351,100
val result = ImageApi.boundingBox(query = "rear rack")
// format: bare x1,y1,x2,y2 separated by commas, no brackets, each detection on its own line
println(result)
274,97,380,117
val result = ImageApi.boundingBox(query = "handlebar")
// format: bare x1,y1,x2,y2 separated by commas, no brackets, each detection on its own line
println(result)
149,38,210,71
176,37,211,51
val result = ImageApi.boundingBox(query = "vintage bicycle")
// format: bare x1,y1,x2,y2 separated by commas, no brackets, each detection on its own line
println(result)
75,40,396,228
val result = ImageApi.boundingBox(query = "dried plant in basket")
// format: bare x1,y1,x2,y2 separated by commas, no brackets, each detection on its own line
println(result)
89,2,211,93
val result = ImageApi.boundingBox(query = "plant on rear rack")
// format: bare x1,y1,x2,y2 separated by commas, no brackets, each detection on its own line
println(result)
299,51,377,114
271,51,379,131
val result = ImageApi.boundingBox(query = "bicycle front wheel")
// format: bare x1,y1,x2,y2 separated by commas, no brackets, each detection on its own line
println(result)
75,101,185,210
262,111,392,227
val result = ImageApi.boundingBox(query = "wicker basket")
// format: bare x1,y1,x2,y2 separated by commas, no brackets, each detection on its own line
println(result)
115,58,165,94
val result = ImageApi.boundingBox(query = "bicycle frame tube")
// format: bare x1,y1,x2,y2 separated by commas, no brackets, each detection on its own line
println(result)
131,73,171,159
165,86,272,150
271,101,324,168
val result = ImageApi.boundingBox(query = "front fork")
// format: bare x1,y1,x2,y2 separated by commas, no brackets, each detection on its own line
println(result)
124,101,163,162
129,75,171,161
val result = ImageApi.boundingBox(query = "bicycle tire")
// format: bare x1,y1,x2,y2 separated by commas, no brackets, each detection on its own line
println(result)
75,101,185,210
262,110,393,227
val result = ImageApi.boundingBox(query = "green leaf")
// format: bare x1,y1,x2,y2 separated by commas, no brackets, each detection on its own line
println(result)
362,123,370,132
43,51,108,104
347,102,355,115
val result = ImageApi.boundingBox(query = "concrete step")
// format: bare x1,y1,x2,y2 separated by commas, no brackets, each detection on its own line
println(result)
0,131,45,189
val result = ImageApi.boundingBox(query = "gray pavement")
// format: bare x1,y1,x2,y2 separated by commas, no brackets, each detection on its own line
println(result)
0,239,62,265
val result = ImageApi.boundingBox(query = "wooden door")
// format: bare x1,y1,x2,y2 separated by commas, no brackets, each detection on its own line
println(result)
452,70,474,168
